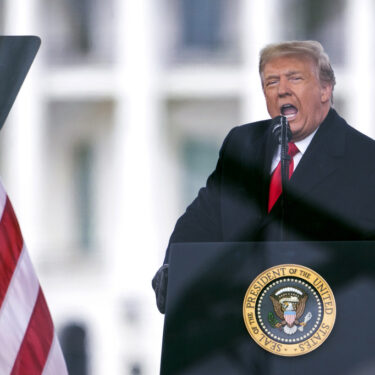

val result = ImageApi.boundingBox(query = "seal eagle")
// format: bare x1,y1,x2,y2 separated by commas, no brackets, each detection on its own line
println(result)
270,287,308,335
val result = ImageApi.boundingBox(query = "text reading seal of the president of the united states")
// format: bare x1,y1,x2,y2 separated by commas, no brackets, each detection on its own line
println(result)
243,264,336,356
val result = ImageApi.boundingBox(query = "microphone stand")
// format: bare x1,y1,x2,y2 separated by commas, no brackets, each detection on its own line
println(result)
272,116,292,240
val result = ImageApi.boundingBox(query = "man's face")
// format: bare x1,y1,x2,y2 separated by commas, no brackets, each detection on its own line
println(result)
262,55,332,142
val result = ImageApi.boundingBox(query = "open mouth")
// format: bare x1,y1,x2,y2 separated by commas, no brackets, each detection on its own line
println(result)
280,104,298,120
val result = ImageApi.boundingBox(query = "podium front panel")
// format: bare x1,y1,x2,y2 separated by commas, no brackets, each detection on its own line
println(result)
160,241,375,375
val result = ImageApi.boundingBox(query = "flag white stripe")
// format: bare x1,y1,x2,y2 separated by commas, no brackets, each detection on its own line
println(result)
0,181,67,372
42,333,68,375
0,181,7,218
0,247,39,374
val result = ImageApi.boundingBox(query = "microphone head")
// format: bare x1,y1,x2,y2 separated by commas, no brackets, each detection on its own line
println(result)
272,115,292,144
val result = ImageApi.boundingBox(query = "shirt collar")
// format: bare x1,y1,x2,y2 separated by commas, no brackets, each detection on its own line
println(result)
270,126,320,174
294,127,318,155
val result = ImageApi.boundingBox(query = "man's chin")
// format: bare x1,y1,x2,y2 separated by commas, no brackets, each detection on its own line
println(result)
290,127,303,142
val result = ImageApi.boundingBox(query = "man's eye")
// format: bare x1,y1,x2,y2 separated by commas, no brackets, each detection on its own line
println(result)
291,76,302,81
266,80,277,86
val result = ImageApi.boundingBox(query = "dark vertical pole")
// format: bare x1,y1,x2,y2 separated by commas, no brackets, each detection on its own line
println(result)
280,116,291,240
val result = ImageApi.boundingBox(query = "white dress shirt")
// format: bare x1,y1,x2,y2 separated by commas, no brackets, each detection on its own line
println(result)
270,128,318,174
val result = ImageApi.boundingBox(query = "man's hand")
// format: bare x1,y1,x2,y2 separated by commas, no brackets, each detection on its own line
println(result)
152,264,169,314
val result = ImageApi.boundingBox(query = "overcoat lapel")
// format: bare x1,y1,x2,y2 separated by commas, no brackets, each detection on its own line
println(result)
289,108,346,196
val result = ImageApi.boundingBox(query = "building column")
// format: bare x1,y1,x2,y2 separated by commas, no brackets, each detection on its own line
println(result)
1,0,44,254
241,0,276,123
346,0,375,138
107,0,164,373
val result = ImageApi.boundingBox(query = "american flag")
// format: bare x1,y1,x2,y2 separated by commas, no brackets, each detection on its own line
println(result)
0,181,67,374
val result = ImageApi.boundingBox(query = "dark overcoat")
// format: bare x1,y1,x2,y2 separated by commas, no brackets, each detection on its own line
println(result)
165,109,375,262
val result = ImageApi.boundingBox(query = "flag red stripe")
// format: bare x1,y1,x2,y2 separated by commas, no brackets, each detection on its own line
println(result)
0,197,24,309
0,186,67,373
10,288,54,375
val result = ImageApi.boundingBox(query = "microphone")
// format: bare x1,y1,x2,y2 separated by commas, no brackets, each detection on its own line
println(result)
272,116,292,176
272,115,292,145
272,115,292,185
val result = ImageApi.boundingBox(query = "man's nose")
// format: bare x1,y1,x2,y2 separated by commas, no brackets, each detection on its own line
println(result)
278,78,291,97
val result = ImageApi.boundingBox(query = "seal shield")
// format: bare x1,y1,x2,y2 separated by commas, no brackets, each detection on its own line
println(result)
243,264,336,356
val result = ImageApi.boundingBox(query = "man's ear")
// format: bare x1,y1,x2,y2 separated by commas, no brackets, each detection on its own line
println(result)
321,83,332,103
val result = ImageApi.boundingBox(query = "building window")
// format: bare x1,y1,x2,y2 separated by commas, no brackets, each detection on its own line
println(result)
181,138,218,206
41,0,115,65
281,0,347,65
0,1,5,33
74,143,93,251
166,98,240,207
169,0,240,63
45,100,114,256
181,0,223,51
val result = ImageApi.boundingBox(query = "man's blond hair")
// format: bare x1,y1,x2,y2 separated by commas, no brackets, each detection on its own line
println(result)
259,40,336,96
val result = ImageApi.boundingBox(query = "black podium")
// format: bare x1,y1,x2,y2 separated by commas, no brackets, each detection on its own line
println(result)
160,241,375,375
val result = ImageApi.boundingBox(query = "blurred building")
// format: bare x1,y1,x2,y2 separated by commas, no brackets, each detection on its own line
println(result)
0,0,373,374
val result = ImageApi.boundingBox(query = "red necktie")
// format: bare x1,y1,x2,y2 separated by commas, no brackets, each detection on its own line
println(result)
268,143,299,212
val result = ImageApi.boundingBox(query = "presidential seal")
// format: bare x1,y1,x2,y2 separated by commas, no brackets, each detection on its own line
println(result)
243,264,336,356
